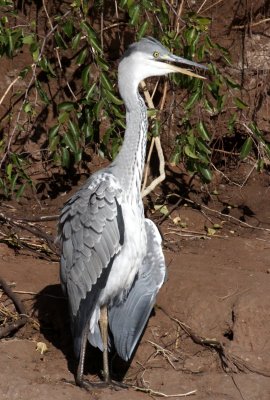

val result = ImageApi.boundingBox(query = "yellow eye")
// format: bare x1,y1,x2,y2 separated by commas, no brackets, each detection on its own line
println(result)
153,51,159,59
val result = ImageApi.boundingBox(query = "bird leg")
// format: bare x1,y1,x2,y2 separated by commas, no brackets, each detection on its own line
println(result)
99,305,129,390
75,306,128,391
99,305,110,383
75,318,92,388
75,317,108,390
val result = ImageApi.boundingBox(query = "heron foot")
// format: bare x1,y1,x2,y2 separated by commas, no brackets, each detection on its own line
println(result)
75,376,128,391
106,379,129,391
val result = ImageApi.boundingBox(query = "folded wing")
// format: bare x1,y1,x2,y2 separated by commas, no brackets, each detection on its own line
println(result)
59,173,124,357
108,218,166,361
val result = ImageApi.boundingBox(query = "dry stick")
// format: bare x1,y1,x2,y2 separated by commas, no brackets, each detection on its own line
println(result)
11,214,59,222
159,307,270,378
164,194,270,232
0,76,21,106
197,0,208,14
201,0,224,13
184,197,270,232
0,276,28,338
132,386,197,398
0,211,59,254
174,0,184,34
232,17,270,30
141,80,167,197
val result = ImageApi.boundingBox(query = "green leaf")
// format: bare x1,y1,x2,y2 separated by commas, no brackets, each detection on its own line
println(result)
184,145,198,159
96,56,109,71
23,102,32,113
154,204,169,216
32,47,39,62
85,83,96,101
22,34,34,45
111,104,124,119
61,147,70,168
225,76,241,89
58,102,75,112
63,130,78,153
196,138,211,155
217,94,226,112
16,183,26,199
234,97,248,110
49,124,60,139
130,4,140,25
198,165,212,181
197,121,210,140
137,21,149,39
55,31,68,49
103,89,123,105
62,20,74,38
35,80,49,104
58,112,69,124
88,35,102,53
185,91,200,110
6,163,13,180
68,120,80,142
72,32,82,50
49,134,60,152
19,66,31,79
82,65,90,89
100,72,113,91
196,16,211,27
170,146,181,166
240,137,252,159
152,120,161,137
76,48,88,65
203,98,216,114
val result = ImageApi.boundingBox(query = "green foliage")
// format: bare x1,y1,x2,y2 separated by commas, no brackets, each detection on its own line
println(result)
0,0,269,199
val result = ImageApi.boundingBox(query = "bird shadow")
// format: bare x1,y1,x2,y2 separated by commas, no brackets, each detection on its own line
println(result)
33,284,131,383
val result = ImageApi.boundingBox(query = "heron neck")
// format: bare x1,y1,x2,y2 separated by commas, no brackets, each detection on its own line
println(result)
111,92,148,203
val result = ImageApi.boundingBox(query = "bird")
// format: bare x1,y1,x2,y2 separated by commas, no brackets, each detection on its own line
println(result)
58,36,206,389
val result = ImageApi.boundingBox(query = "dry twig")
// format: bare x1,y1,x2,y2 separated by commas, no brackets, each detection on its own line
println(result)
132,385,197,397
0,276,28,338
141,80,166,198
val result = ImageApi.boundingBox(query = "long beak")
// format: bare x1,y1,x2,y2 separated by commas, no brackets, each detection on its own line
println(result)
162,54,207,79
167,64,206,79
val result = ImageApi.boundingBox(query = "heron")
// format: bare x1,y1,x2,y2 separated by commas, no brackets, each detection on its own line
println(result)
59,37,206,389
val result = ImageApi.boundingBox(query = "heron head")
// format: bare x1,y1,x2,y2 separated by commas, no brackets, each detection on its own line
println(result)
119,36,207,88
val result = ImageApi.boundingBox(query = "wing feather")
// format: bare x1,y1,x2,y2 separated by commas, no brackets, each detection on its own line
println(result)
109,218,166,361
59,172,124,357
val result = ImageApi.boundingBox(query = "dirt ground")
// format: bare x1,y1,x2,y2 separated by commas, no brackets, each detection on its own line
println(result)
1,165,270,400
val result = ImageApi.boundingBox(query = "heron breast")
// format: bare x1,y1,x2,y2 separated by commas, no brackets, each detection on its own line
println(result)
98,203,146,306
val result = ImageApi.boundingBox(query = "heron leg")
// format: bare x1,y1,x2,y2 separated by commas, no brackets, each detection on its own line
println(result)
99,305,110,383
76,320,90,387
75,318,109,390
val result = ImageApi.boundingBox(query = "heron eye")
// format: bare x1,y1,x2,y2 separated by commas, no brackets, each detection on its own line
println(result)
153,51,159,59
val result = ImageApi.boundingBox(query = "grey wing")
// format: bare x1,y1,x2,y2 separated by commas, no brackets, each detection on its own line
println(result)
59,173,124,357
108,218,166,361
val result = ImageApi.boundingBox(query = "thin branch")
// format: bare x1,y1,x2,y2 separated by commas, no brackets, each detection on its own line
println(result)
176,196,270,232
133,385,197,397
141,80,167,198
0,76,21,106
201,0,224,13
232,18,270,30
0,211,59,255
0,276,28,338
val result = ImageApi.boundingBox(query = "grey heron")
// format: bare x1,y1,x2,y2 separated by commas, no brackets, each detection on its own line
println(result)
59,37,206,388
